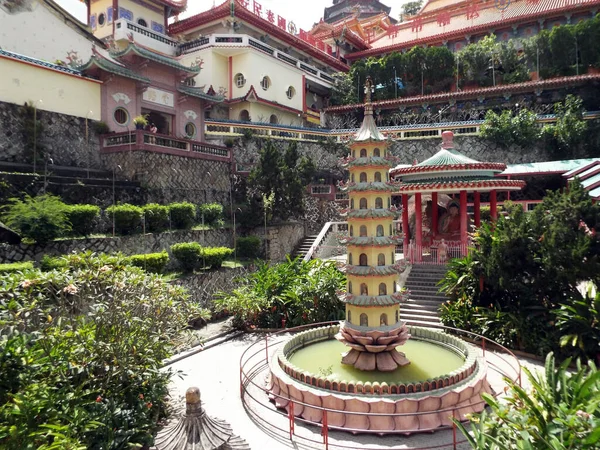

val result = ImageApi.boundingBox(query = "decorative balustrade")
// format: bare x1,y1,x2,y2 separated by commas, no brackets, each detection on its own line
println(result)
101,130,229,160
310,185,332,194
114,19,178,54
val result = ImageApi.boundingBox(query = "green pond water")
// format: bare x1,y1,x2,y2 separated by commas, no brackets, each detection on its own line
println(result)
288,339,464,384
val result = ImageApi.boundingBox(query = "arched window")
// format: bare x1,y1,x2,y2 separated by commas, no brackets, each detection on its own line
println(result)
360,313,368,326
347,310,352,323
360,225,367,237
391,252,394,264
348,253,353,265
376,225,384,237
352,150,355,158
351,173,355,182
269,114,278,124
239,110,250,122
386,172,389,181
261,76,271,90
374,172,382,182
349,225,354,236
359,198,367,209
379,283,387,295
378,253,385,266
234,73,246,88
360,148,367,157
359,172,367,183
137,18,147,27
395,310,399,323
360,284,368,296
348,281,353,294
375,197,383,209
359,254,367,266
380,313,388,325
388,198,391,208
393,281,397,292
389,224,393,235
350,198,354,209
373,148,381,157
286,86,296,99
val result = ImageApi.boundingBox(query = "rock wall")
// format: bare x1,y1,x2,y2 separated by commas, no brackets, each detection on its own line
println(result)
0,101,103,168
0,228,233,264
251,221,305,261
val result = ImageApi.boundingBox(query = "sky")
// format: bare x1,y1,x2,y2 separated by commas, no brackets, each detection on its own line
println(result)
55,0,405,30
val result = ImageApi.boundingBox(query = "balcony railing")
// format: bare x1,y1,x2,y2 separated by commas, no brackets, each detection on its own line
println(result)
114,19,178,55
310,185,332,194
101,130,230,160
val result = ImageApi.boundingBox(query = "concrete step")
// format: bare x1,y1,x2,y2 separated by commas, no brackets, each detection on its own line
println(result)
405,284,443,291
401,312,442,323
407,294,447,302
399,308,440,317
403,298,445,307
403,318,444,329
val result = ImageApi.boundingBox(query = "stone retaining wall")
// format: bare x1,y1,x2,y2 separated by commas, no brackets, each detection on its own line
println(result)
172,266,249,309
252,222,305,261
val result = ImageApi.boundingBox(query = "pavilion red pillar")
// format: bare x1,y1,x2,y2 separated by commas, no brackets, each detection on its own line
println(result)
490,190,498,221
431,192,438,236
402,194,410,259
415,193,423,262
474,191,481,228
460,190,468,256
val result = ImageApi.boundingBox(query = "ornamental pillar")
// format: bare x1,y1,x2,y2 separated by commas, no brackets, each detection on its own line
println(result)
402,194,410,258
431,191,438,236
474,191,481,227
460,190,468,256
490,190,498,220
415,193,423,262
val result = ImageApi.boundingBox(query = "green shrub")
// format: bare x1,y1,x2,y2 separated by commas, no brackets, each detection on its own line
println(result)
198,203,223,225
127,251,170,274
142,203,169,233
0,262,34,273
0,254,208,449
105,203,143,235
170,242,202,272
66,204,100,236
39,254,68,271
236,236,262,258
456,353,600,449
202,247,233,269
40,252,128,272
2,194,70,244
168,202,196,229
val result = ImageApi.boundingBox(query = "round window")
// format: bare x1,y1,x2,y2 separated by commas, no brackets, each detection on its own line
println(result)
235,73,246,88
113,107,129,125
261,76,270,91
98,12,106,26
185,122,196,138
286,86,296,99
137,18,148,27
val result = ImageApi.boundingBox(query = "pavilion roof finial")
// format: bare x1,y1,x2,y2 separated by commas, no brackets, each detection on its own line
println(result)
441,130,454,149
364,75,374,104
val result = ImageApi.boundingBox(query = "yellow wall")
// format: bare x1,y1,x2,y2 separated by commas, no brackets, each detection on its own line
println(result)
0,57,101,120
348,218,393,238
90,0,114,40
349,142,388,157
347,244,396,266
349,192,392,210
346,304,400,327
347,274,398,297
120,0,164,31
349,167,390,183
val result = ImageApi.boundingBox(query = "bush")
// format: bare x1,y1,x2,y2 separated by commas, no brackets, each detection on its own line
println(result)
127,251,169,274
105,203,143,235
168,202,196,229
480,108,541,148
66,204,100,236
202,247,233,269
198,203,223,225
0,262,34,273
236,236,262,259
0,253,207,449
40,252,128,272
170,242,203,272
456,353,600,449
2,194,71,244
142,203,169,233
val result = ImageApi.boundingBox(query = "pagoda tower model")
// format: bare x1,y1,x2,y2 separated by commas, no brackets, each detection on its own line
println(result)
336,77,410,372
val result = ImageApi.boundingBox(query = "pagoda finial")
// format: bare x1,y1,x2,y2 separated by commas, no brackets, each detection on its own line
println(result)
442,130,454,149
364,76,374,104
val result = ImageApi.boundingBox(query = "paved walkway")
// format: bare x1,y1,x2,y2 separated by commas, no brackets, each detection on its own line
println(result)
166,332,545,450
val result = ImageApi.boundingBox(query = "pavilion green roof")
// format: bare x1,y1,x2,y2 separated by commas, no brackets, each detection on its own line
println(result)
342,294,403,306
589,186,600,199
77,54,151,83
416,148,480,167
580,173,600,189
346,265,401,276
110,43,200,74
502,158,599,177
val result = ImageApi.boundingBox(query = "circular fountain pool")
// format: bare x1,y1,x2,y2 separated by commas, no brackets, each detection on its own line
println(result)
268,324,492,433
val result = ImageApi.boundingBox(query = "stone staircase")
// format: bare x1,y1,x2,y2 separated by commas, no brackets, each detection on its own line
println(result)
401,264,449,328
292,235,319,259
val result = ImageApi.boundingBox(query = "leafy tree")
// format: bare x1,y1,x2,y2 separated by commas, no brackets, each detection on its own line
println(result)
496,39,530,83
480,108,541,148
549,23,577,76
543,95,588,157
401,0,423,17
523,29,554,78
329,72,359,106
458,35,497,86
576,14,600,69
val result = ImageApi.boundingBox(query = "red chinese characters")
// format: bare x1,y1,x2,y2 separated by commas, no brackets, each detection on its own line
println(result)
277,15,286,30
266,9,275,23
437,12,451,27
411,17,423,32
466,2,479,20
253,0,262,17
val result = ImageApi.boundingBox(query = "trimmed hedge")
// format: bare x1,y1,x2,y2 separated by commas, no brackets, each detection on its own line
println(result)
202,247,233,269
170,242,202,272
198,203,223,225
66,204,100,236
143,204,169,233
168,202,196,230
40,252,128,272
236,236,262,259
127,251,169,273
106,204,143,235
0,262,34,273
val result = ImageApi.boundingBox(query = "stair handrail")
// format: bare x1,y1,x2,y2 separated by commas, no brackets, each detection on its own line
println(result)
303,221,345,262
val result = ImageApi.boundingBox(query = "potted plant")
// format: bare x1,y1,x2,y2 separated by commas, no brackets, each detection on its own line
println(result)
133,114,148,130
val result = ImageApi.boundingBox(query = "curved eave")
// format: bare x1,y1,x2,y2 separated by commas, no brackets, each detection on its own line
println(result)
345,209,398,219
392,162,506,177
343,182,396,192
77,55,151,83
346,265,403,276
342,157,397,168
110,43,200,74
342,293,405,306
396,179,526,194
177,86,224,103
342,235,402,246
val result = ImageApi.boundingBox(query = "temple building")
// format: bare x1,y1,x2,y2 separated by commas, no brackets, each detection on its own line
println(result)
323,0,394,24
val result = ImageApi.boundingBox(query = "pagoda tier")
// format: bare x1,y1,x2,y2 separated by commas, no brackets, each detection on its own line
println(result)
335,76,410,372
